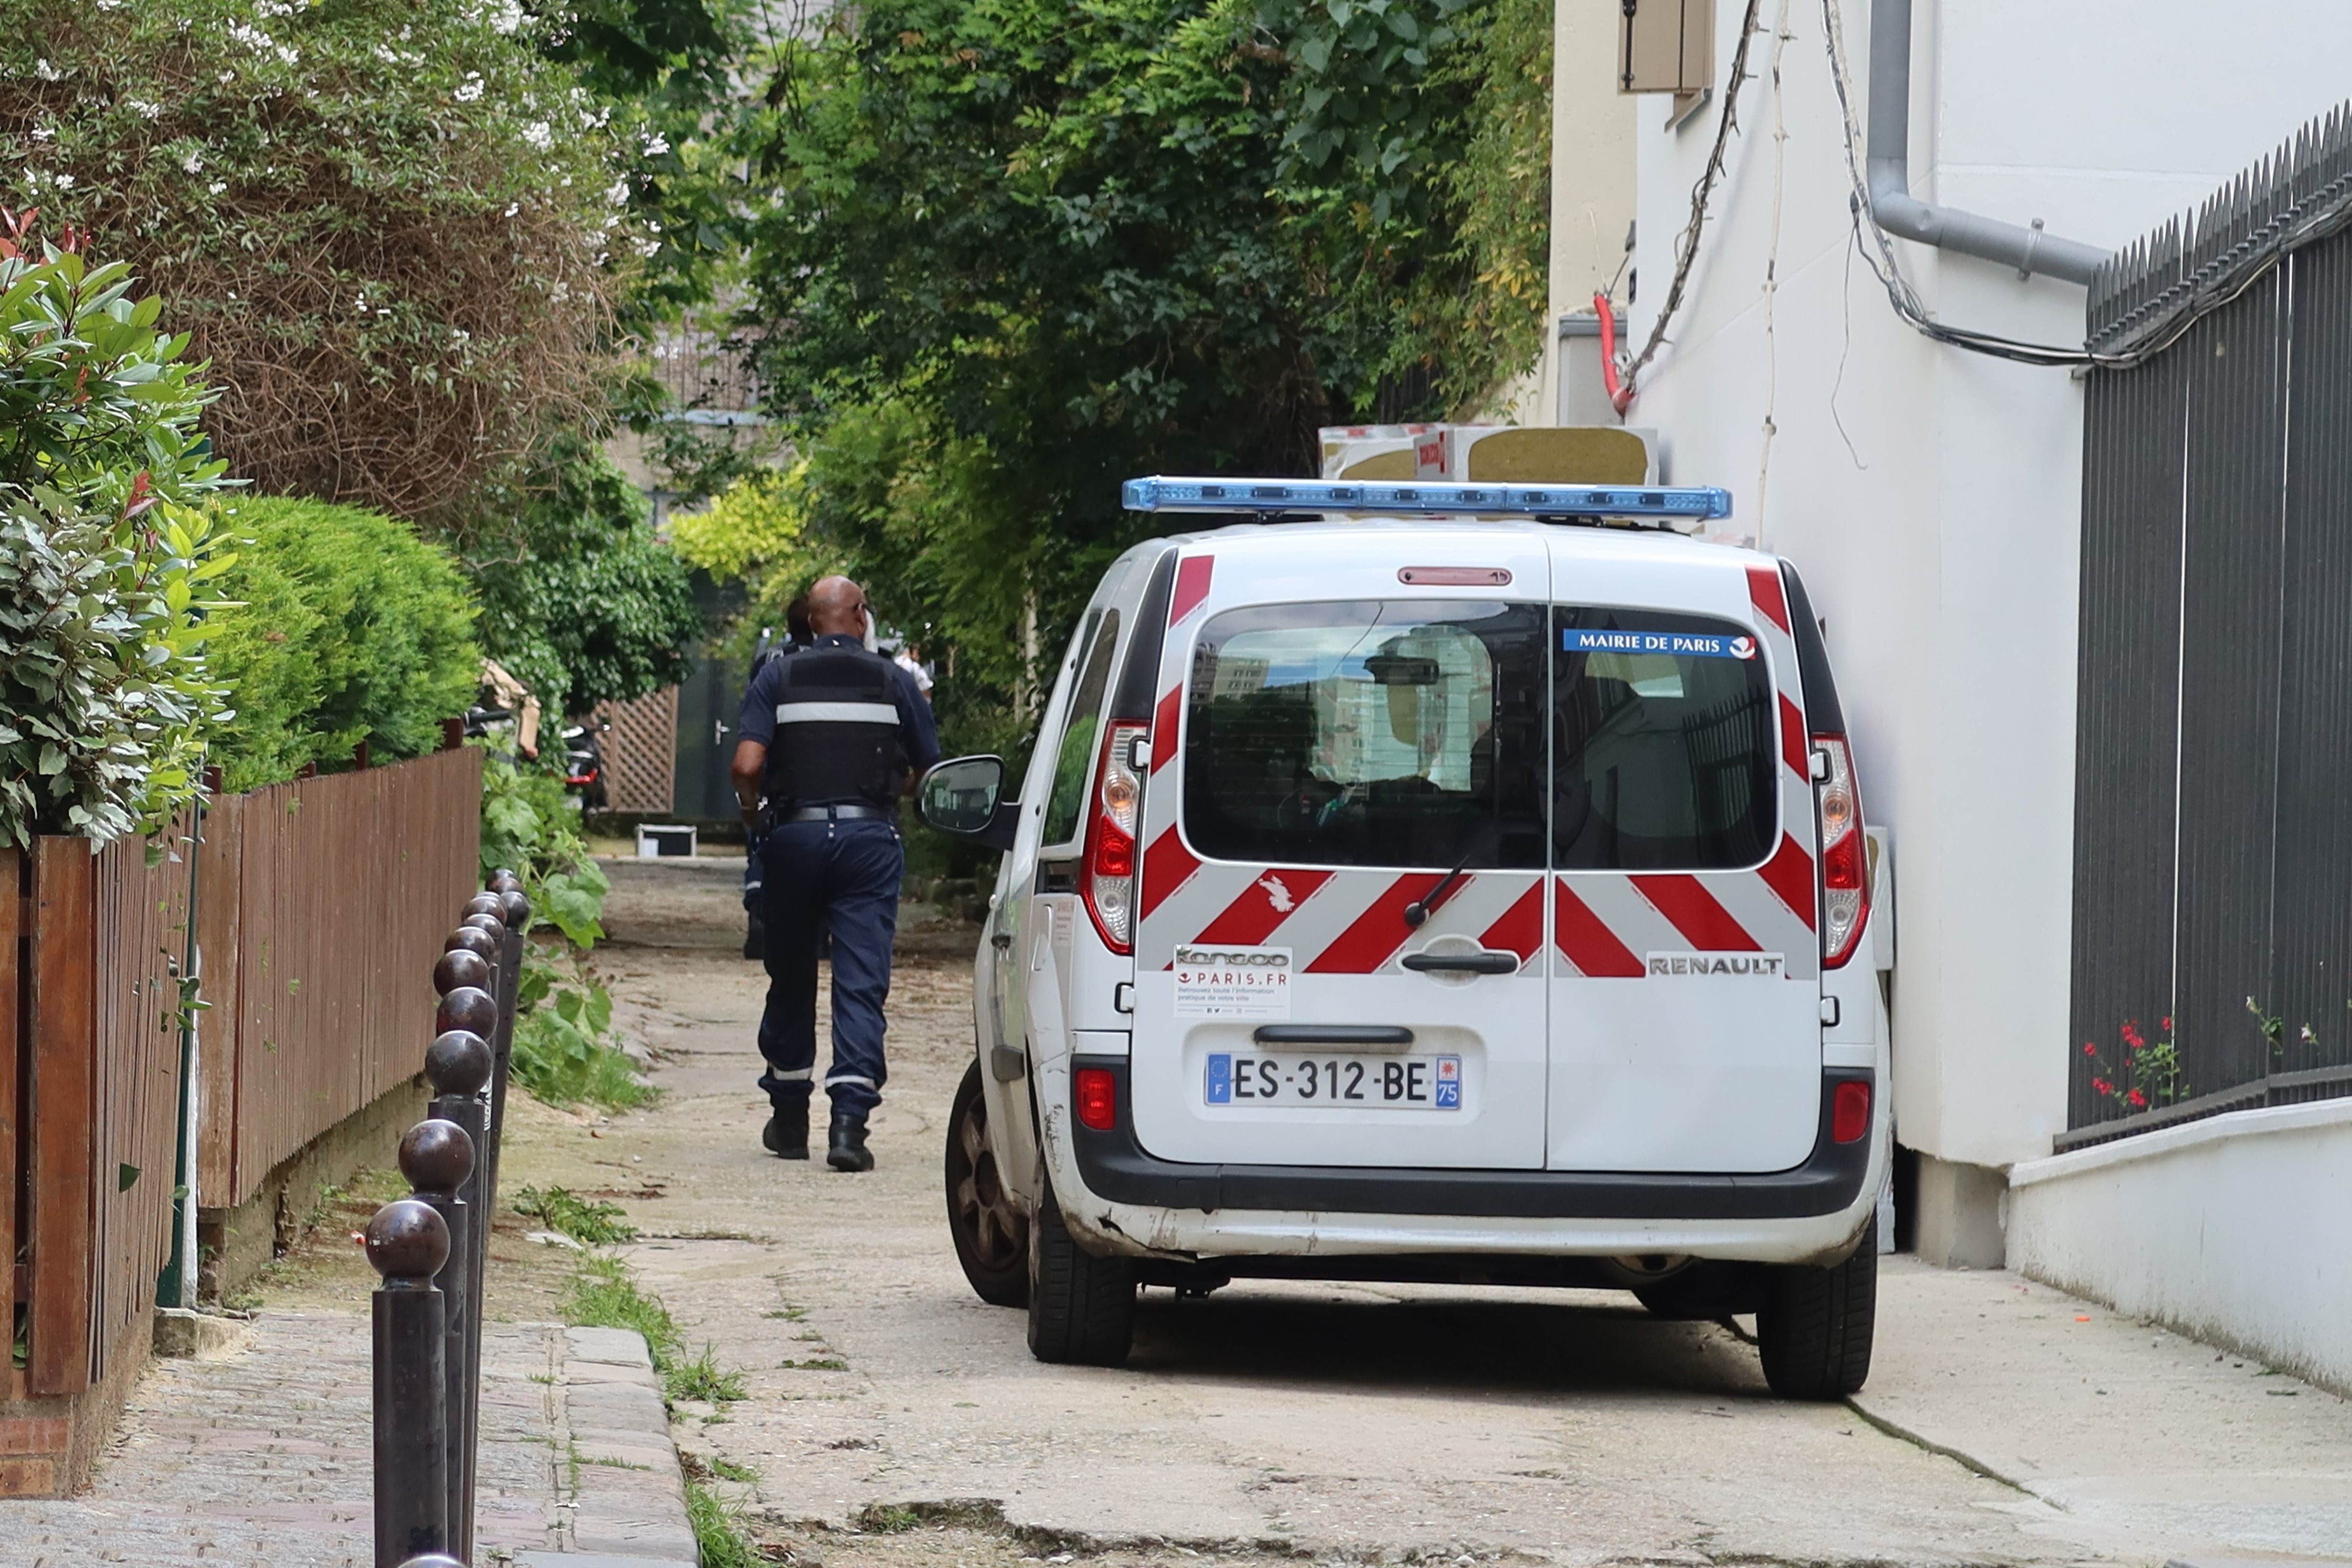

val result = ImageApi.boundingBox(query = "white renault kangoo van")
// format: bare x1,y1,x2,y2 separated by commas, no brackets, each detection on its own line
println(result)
919,477,1891,1399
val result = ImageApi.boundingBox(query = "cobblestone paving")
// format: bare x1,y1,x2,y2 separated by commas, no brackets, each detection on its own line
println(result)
0,1312,585,1567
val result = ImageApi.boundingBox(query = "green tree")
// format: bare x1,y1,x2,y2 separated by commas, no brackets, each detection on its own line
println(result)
468,437,701,716
735,0,1523,748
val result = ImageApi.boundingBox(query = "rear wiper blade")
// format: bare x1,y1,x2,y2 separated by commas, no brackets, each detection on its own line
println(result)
1404,845,1479,928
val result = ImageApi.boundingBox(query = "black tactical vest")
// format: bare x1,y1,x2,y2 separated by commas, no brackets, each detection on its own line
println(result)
763,645,905,808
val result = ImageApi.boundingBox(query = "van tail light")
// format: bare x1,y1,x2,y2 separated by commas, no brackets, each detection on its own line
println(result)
1075,1067,1119,1131
1830,1078,1872,1143
1081,723,1148,954
1814,732,1870,969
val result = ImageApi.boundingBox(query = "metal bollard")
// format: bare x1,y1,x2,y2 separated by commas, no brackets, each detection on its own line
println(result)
399,1113,477,1561
397,1557,466,1568
444,924,499,963
423,1027,493,1559
367,1196,451,1568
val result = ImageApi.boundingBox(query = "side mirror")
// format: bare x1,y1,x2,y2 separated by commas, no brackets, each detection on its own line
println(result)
917,756,1020,853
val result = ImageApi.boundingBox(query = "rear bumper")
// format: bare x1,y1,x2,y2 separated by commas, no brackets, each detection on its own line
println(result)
1059,1057,1877,1255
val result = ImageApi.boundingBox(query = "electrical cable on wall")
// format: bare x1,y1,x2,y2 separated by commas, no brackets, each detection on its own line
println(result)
1817,0,2352,372
1602,0,2352,400
1601,0,1768,412
1755,0,1796,541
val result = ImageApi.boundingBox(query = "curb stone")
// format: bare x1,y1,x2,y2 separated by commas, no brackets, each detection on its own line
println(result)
547,1324,701,1565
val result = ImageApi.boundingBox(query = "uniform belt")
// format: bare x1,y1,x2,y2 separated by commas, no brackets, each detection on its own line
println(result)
783,803,893,823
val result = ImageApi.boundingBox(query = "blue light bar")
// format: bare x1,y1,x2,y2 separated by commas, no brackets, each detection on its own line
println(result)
1120,475,1732,523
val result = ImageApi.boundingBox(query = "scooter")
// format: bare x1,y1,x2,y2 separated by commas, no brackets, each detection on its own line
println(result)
561,719,607,810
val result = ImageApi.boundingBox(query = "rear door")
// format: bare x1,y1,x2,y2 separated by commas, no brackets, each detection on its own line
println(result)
1128,530,1553,1170
1543,552,1821,1172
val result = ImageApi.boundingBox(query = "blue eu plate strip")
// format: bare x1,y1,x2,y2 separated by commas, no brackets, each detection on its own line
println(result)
1121,476,1732,522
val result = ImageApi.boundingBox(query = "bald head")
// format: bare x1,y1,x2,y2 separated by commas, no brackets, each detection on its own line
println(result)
805,575,869,638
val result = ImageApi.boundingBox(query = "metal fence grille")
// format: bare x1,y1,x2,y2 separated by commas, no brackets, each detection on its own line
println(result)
2068,103,2352,1149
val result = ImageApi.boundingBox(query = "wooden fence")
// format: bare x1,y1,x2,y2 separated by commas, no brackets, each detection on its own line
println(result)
0,746,480,1492
196,748,482,1207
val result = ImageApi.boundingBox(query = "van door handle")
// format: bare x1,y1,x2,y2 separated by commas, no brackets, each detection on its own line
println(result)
1400,950,1519,975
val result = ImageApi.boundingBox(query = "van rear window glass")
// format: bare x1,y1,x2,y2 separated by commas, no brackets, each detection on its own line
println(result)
1183,601,1547,868
1553,607,1777,869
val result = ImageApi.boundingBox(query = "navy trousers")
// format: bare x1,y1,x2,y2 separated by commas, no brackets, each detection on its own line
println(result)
757,817,902,1121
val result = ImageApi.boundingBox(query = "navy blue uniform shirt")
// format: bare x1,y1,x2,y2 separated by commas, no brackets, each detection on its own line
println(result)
738,633,942,795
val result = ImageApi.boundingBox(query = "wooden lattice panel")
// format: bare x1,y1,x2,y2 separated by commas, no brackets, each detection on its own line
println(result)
596,686,679,814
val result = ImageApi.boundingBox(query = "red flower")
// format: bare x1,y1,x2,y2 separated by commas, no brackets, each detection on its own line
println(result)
2120,1020,2145,1050
2127,1089,2147,1108
2092,1077,2112,1095
2082,1042,2097,1056
2161,1016,2173,1032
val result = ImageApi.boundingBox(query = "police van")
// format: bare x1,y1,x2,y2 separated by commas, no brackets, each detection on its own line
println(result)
918,477,1892,1399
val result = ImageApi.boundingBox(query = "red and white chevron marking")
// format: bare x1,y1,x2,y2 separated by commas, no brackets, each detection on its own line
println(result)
1137,851,1545,975
1133,551,1825,982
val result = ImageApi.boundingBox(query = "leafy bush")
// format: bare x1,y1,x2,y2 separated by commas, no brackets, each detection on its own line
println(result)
479,745,611,944
205,497,477,790
466,442,701,718
479,743,643,1107
511,946,650,1109
0,0,628,521
0,497,231,847
0,224,231,848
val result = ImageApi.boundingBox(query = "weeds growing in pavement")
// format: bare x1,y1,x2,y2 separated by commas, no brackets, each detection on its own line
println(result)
685,1474,760,1567
564,1252,679,1358
560,1245,750,1404
513,1184,638,1245
667,1344,749,1404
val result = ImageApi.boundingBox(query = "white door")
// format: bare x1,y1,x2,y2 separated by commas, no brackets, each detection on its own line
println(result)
1543,553,1823,1172
1127,531,1553,1169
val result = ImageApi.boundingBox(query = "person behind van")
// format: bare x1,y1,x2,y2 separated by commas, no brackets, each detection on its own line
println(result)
741,594,820,962
731,576,939,1170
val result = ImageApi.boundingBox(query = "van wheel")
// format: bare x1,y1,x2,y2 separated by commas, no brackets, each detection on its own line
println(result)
1756,1244,1876,1399
1025,1177,1134,1366
945,1060,1028,1307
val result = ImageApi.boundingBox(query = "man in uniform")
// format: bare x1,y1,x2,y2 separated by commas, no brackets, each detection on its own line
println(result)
731,576,939,1170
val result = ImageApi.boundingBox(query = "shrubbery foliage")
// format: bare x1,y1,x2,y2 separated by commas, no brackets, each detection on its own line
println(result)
466,437,700,717
0,0,628,521
205,496,478,791
0,226,231,848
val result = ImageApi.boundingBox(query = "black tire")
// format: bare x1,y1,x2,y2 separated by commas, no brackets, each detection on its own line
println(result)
1025,1175,1135,1366
945,1059,1028,1307
1756,1243,1877,1399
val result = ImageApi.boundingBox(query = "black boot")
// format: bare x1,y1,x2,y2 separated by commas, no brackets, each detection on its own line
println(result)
763,1102,809,1160
826,1111,874,1172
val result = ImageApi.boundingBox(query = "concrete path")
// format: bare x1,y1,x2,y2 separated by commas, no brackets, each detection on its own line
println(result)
0,1313,693,1567
500,856,2352,1568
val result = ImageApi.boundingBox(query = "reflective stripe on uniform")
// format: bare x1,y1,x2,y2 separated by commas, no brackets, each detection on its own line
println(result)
825,1074,877,1090
767,1067,813,1081
775,701,899,725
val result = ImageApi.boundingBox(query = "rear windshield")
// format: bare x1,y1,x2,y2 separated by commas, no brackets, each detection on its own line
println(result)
1182,600,1548,868
1552,607,1778,869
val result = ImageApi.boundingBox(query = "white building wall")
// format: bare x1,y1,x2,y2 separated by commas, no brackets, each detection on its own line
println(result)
1533,0,1637,425
2008,1104,2352,1393
1623,0,2352,1170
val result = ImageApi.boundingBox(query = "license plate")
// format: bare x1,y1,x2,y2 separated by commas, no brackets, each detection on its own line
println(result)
1204,1052,1462,1110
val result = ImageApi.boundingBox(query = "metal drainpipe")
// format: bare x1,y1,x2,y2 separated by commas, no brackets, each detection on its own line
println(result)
1867,0,2109,285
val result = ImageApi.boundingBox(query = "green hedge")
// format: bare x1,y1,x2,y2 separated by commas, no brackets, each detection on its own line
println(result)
207,497,477,790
